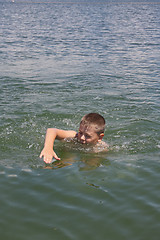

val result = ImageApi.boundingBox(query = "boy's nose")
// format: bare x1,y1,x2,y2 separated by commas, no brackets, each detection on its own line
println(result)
80,134,85,143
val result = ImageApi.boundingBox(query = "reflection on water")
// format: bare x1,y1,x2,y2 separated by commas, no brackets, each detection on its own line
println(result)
43,143,110,171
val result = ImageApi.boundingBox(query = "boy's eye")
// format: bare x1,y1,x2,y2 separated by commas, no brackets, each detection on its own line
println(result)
85,134,91,139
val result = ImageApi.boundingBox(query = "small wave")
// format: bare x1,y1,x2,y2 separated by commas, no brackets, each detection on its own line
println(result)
7,174,17,178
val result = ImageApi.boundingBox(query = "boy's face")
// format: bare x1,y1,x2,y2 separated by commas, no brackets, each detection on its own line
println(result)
77,124,104,145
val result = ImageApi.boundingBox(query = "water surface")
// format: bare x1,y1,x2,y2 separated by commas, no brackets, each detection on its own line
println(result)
0,2,160,240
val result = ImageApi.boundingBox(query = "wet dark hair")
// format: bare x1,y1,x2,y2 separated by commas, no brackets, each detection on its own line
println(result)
80,113,105,135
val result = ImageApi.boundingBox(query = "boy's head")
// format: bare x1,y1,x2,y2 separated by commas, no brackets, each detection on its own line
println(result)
77,113,105,145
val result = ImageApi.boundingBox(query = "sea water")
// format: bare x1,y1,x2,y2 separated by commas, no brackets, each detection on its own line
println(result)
0,2,160,240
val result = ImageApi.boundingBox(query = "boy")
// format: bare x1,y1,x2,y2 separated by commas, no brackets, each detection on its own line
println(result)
40,113,108,164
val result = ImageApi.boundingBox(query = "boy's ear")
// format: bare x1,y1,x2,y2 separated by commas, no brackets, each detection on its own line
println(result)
98,133,104,142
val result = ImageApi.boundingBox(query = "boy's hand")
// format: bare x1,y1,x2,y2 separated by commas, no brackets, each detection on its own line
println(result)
39,147,61,164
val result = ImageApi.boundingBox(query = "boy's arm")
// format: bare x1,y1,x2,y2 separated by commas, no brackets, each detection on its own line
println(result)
39,128,76,164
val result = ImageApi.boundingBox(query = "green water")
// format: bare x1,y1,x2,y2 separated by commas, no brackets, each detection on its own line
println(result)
0,2,160,240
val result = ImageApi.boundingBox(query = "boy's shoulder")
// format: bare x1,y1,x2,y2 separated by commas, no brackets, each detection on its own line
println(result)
93,141,109,153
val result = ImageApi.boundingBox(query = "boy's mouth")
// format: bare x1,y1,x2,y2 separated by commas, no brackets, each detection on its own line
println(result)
77,138,86,144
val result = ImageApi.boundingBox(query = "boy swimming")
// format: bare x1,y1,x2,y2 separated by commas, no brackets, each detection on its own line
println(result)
40,113,108,164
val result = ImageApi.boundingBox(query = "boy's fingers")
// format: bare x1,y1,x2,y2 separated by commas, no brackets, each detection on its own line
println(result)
39,151,61,163
44,156,52,164
53,153,61,161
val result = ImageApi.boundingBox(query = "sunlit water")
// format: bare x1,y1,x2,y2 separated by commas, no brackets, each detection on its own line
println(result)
0,2,160,240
